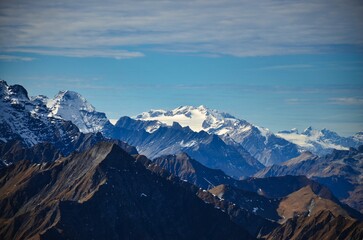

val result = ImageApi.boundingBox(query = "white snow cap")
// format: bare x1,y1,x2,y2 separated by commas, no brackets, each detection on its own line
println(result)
47,90,108,133
47,90,96,114
134,105,240,133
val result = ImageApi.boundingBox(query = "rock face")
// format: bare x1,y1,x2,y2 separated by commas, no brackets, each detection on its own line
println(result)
0,140,62,165
153,153,237,189
208,184,281,222
111,117,263,178
138,155,278,238
266,210,363,240
277,185,354,223
134,105,301,166
255,147,363,213
0,142,252,240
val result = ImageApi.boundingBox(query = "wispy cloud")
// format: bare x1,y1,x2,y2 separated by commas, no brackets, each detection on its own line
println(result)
329,97,363,105
0,55,35,62
260,64,313,70
285,98,311,105
4,48,143,59
0,0,362,58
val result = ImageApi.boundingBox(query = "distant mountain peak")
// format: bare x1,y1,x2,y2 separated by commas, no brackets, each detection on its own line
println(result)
277,126,363,156
46,90,110,133
302,126,314,135
49,90,96,112
135,105,241,133
0,81,29,102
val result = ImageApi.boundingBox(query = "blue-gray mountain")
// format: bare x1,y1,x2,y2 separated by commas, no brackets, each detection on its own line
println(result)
110,117,263,177
277,127,363,156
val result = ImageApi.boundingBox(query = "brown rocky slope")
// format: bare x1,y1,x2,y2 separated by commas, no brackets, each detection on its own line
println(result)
0,142,252,240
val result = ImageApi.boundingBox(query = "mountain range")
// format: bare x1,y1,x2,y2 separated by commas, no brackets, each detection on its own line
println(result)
1,80,363,240
5,79,360,169
1,137,362,240
0,80,136,164
110,116,263,177
134,106,301,166
0,81,102,156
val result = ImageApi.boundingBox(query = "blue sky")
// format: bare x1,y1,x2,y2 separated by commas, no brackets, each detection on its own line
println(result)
1,0,363,136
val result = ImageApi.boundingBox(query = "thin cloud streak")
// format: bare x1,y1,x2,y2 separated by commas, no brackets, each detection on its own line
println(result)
260,64,313,70
329,97,363,105
0,55,35,62
1,0,363,58
4,48,144,59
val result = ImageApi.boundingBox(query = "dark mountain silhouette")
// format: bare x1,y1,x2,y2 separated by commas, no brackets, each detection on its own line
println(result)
0,142,253,240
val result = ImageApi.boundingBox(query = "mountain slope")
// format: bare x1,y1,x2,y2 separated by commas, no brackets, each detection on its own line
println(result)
0,142,252,240
138,154,278,237
154,153,238,189
151,153,362,222
0,140,62,165
255,146,363,213
134,105,301,165
208,184,281,221
277,185,352,223
266,209,363,240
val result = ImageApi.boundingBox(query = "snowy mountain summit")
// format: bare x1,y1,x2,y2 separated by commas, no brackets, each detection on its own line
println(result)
0,81,82,151
135,105,300,166
277,126,363,155
47,90,111,133
135,105,242,134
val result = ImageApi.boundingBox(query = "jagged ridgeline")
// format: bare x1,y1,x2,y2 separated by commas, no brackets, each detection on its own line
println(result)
1,80,363,240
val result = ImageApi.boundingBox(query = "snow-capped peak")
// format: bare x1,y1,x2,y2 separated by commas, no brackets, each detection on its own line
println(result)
47,90,95,115
47,90,109,133
134,105,239,133
0,80,32,109
302,126,315,136
0,81,83,148
276,126,363,155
